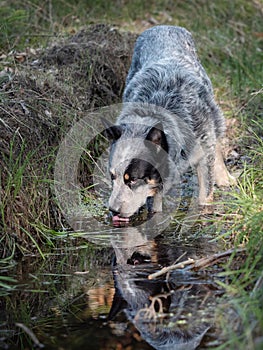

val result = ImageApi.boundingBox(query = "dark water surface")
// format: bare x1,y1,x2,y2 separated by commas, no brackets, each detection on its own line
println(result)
0,219,228,350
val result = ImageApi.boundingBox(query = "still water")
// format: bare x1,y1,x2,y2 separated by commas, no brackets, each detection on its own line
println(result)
1,218,227,350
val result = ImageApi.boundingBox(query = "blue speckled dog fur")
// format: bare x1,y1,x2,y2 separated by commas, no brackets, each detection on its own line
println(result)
107,25,234,218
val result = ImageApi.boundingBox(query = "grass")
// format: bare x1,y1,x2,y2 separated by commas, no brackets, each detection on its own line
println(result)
207,125,263,348
0,0,262,349
0,135,56,258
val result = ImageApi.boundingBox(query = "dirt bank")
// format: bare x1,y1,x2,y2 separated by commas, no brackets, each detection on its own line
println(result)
0,24,136,257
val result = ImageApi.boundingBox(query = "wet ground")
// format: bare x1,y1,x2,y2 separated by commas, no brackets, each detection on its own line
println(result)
0,217,229,350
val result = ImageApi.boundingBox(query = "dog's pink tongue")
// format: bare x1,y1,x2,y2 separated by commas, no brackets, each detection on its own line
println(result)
112,215,129,223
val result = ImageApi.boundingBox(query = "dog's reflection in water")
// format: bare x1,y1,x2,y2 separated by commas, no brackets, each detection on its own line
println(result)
109,227,218,350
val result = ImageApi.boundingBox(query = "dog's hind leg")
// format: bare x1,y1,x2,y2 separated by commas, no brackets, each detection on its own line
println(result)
214,141,236,187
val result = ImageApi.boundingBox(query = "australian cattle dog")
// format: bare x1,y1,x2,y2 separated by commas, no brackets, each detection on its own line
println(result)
103,25,234,221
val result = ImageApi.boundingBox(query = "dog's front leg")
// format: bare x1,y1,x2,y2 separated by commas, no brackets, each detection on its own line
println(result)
214,141,236,187
196,152,215,206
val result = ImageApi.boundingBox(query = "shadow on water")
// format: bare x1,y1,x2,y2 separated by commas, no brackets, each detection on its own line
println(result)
0,212,228,350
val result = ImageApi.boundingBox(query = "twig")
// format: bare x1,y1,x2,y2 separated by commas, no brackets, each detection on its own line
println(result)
166,251,187,282
74,270,90,275
134,293,170,322
148,258,195,280
148,247,246,280
191,247,246,269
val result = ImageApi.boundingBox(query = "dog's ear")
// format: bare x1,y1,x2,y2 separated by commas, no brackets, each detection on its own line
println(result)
101,117,122,140
145,122,169,152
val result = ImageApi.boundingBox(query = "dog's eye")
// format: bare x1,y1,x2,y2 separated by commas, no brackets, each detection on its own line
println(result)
110,173,116,181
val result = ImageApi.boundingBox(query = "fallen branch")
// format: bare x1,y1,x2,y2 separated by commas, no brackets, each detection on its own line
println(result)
148,247,246,280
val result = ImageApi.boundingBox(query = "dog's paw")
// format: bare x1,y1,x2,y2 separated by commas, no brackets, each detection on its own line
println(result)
215,172,236,187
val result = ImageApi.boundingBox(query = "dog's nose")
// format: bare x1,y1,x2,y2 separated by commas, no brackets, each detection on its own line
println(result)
109,208,120,216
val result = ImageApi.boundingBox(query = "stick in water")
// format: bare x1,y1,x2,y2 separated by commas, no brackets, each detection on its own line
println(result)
148,247,246,280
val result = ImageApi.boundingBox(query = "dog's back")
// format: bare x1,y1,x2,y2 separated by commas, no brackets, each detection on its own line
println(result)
125,26,202,83
122,25,225,140
124,26,212,100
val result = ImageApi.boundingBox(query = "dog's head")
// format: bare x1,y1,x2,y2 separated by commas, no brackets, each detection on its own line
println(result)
103,120,169,218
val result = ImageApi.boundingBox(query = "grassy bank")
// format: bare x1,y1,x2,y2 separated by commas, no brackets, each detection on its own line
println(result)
0,0,262,348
